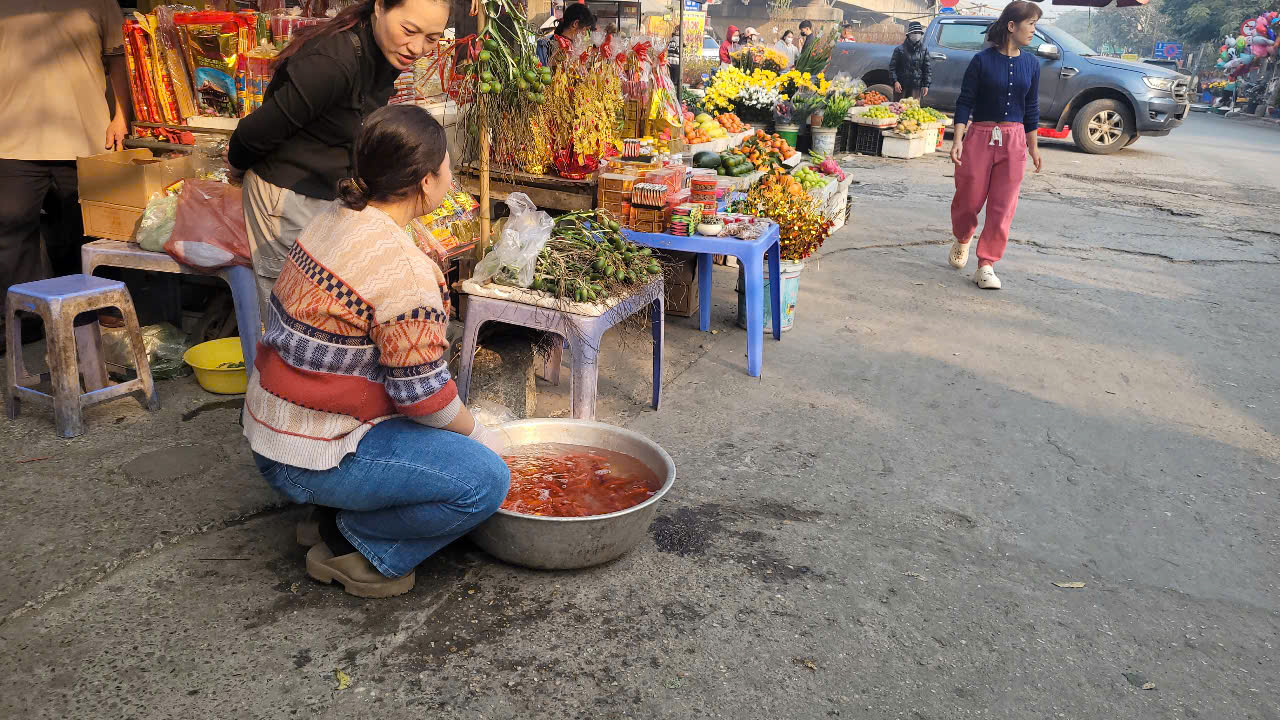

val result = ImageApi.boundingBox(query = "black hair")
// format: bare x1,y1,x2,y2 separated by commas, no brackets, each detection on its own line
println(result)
987,0,1042,47
799,20,813,31
556,3,596,37
338,105,447,211
781,30,794,41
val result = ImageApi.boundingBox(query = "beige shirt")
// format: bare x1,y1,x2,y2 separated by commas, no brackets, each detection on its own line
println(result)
0,0,125,161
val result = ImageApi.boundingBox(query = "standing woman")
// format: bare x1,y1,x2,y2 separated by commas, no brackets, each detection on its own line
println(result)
228,0,450,316
719,25,741,67
947,1,1044,290
536,3,596,67
775,30,798,69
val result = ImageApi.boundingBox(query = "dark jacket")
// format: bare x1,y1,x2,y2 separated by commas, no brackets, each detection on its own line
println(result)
228,20,400,200
889,37,931,91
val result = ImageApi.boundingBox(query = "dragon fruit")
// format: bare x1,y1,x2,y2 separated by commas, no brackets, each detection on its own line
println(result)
809,152,846,182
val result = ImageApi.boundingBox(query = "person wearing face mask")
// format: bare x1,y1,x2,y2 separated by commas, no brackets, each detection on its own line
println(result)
890,21,931,101
537,3,596,67
798,20,814,56
719,25,741,66
775,30,798,69
245,105,511,599
228,0,450,318
947,1,1044,291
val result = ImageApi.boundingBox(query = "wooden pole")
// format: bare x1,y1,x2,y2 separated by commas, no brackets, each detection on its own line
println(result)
477,2,492,262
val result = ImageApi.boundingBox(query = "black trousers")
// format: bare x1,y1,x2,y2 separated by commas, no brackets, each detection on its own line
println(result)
0,159,85,298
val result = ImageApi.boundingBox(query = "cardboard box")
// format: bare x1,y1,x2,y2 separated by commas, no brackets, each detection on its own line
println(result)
81,200,144,241
598,173,637,192
77,149,194,209
655,250,698,317
599,189,632,206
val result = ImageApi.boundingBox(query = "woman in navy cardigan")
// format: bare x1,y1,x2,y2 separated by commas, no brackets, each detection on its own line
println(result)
947,1,1044,290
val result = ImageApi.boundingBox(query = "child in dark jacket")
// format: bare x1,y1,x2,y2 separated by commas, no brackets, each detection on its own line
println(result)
890,21,931,100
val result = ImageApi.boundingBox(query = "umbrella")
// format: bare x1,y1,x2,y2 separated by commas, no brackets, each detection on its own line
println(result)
1036,0,1149,6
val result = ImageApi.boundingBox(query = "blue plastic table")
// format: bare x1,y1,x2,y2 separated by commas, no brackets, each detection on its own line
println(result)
623,222,782,377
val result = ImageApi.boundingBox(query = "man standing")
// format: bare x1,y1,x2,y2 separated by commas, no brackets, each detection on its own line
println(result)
0,0,130,319
798,20,814,57
891,21,931,101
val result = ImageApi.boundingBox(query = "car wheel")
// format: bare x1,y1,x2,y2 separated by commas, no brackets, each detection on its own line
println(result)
867,84,894,100
1071,99,1134,154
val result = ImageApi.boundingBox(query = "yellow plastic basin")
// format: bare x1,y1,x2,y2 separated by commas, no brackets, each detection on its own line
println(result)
184,337,248,394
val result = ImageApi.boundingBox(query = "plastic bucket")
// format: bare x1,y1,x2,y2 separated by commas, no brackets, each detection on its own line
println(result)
183,337,249,394
812,127,838,155
736,261,804,333
775,123,800,147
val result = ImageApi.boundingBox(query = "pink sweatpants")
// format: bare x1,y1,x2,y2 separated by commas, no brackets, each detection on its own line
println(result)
951,123,1027,267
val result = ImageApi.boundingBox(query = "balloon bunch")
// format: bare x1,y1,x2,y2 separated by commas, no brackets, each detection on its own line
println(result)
1216,11,1279,80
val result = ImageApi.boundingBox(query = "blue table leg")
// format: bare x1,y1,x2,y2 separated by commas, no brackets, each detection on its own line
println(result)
767,241,782,342
697,252,713,332
650,296,664,410
740,253,764,377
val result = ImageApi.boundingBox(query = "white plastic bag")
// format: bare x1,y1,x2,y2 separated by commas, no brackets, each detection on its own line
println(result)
470,192,553,288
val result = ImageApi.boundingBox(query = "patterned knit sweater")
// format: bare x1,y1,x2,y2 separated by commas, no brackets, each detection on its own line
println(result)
243,203,460,470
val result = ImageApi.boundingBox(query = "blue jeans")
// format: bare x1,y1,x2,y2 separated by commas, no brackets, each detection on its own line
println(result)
253,419,510,578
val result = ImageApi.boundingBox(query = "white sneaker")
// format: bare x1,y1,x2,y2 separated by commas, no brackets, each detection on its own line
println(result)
974,265,1001,290
949,238,972,269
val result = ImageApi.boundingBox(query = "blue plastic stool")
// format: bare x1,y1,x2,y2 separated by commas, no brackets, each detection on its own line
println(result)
6,275,159,437
81,240,261,369
623,222,782,377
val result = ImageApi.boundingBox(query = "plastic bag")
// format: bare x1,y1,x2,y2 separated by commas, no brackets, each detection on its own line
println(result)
136,193,180,253
165,179,250,271
470,192,554,288
101,322,192,381
469,399,519,427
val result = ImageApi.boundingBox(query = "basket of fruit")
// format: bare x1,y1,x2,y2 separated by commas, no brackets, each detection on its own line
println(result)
856,90,888,107
854,105,898,128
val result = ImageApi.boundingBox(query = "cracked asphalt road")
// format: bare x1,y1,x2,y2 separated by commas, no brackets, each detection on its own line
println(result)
2,114,1277,719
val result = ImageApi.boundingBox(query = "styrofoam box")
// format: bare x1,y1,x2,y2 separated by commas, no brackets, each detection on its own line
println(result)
880,133,927,159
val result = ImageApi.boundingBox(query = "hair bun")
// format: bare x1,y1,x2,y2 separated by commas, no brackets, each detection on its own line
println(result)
337,177,369,210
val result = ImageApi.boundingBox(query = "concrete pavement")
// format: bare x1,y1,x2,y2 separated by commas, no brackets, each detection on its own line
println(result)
2,113,1276,718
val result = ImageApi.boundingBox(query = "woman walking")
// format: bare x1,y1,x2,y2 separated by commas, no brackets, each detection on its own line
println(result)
228,0,449,316
948,0,1044,290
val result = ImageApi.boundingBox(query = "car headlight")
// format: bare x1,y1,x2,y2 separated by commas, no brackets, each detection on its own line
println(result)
1143,76,1176,91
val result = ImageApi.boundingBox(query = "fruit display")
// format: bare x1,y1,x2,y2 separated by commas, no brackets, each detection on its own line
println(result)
860,105,898,121
716,113,748,133
792,166,830,191
899,106,937,126
693,151,722,169
738,130,798,171
856,90,887,106
807,151,847,182
530,210,662,302
717,151,755,177
885,102,906,115
894,118,923,135
683,111,729,145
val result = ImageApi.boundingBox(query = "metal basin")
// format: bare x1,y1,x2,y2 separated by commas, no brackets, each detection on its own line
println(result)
468,419,676,570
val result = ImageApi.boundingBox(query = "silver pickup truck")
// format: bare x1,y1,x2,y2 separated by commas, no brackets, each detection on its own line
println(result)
827,16,1190,154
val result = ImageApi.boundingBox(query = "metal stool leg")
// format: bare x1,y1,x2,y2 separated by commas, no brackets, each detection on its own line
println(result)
567,325,601,421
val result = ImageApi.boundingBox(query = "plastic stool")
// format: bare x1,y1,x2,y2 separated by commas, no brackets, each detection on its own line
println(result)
81,240,262,369
6,275,159,438
457,279,664,421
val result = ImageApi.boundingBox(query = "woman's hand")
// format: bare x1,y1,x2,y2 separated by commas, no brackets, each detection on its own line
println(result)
950,139,964,166
894,81,903,94
469,421,507,456
1029,146,1043,173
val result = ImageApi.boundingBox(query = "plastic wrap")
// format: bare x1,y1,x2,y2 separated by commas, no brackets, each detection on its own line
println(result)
102,322,192,381
470,193,554,288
